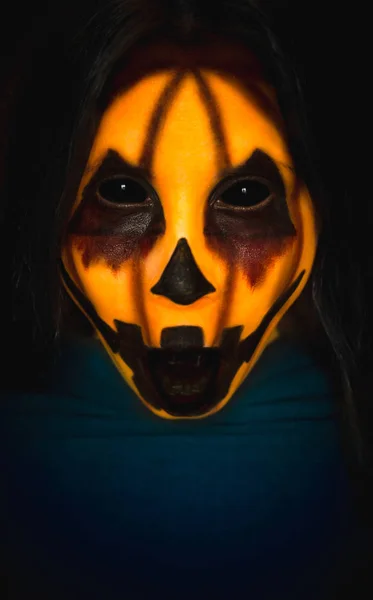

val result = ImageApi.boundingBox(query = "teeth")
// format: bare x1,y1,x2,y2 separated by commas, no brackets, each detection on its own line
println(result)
160,376,210,395
173,384,184,393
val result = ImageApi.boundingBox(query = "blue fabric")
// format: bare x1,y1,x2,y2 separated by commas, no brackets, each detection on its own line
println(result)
1,335,358,599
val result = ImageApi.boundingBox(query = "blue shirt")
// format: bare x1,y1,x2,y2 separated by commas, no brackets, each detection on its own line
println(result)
1,335,358,599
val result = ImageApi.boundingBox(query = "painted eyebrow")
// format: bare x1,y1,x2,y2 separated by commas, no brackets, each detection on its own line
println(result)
193,69,231,172
215,149,288,189
83,149,153,192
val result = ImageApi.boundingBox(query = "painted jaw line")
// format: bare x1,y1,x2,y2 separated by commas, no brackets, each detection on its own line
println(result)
61,47,318,420
61,263,304,417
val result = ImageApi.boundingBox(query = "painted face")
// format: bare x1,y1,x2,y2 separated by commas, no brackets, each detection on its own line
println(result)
61,45,318,420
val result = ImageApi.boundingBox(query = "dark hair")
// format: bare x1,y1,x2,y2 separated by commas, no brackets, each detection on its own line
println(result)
2,0,372,516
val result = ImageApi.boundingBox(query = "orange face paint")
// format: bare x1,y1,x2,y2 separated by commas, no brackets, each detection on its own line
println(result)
61,44,318,420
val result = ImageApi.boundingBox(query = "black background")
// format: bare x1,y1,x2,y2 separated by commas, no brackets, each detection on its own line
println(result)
0,2,372,598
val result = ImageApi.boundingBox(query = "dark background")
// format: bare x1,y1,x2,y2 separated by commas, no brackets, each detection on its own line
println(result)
1,0,371,384
1,2,372,597
1,0,369,269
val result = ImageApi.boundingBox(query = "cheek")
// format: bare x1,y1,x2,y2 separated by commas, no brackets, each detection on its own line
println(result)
204,178,297,290
67,201,164,271
69,232,157,271
63,244,140,329
71,235,139,270
230,236,295,287
206,233,295,288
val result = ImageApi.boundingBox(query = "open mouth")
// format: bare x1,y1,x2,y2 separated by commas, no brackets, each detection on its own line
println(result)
147,347,221,417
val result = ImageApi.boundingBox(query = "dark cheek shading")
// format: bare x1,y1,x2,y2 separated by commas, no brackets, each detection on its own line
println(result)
66,196,165,271
225,235,294,288
204,202,296,287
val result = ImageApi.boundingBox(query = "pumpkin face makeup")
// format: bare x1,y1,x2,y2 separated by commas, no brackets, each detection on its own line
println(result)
61,44,318,420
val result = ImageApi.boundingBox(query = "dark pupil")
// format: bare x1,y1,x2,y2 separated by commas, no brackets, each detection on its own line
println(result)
98,178,149,204
221,180,271,207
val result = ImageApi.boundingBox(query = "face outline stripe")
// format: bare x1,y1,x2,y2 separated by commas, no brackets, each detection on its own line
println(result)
238,269,304,362
287,177,304,272
135,71,188,345
212,264,235,347
193,68,231,172
139,69,185,172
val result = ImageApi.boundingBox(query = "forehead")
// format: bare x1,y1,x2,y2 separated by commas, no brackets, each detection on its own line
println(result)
88,42,292,176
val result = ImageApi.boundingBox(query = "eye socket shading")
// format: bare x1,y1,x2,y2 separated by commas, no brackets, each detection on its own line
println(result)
219,179,271,208
98,178,150,205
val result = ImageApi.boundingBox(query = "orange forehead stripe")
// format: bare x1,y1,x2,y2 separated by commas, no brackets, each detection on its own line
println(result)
85,67,291,185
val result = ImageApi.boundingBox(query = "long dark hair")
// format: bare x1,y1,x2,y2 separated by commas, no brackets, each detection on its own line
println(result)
2,0,372,514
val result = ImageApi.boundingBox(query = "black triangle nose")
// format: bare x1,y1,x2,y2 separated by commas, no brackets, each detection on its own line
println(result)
151,238,216,305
